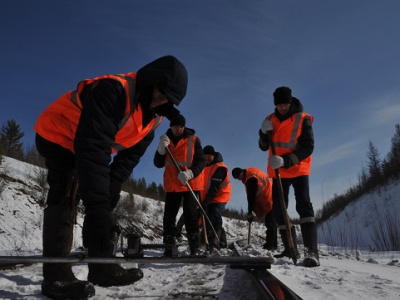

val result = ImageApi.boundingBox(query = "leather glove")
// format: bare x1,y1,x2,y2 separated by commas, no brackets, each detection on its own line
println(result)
201,199,209,212
261,119,273,134
109,178,122,210
247,212,256,223
157,134,170,155
178,169,194,185
269,155,284,169
82,208,113,252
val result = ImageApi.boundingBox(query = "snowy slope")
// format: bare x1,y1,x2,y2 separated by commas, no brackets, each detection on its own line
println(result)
0,156,399,299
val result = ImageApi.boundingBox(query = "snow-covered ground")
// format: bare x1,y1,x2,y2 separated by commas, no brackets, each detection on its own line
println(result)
0,156,399,299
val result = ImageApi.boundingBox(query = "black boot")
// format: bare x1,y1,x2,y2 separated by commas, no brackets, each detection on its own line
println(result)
218,227,227,249
86,212,143,287
188,232,201,256
274,226,300,259
42,206,95,300
263,211,278,250
163,235,176,257
263,227,278,251
300,222,320,267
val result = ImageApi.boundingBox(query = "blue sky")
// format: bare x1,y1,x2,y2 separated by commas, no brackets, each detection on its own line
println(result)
1,1,399,215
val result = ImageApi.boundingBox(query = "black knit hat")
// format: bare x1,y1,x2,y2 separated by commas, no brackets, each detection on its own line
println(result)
203,145,215,155
170,114,186,127
232,168,244,179
273,86,292,105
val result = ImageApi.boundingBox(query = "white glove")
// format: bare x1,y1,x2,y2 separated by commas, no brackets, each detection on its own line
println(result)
178,170,194,185
269,155,284,169
157,134,170,155
261,119,273,134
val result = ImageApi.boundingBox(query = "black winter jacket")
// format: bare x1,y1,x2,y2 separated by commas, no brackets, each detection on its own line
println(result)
75,56,187,211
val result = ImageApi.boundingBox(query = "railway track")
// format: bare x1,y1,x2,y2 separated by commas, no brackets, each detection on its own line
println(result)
231,240,303,300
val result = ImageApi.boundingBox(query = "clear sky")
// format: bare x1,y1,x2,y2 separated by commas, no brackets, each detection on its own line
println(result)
1,0,399,216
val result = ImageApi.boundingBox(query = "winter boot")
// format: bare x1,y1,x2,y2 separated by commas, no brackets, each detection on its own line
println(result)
163,235,177,257
42,206,95,299
274,225,300,259
218,227,227,249
263,228,278,251
263,213,278,250
300,222,320,267
188,232,202,256
87,213,143,287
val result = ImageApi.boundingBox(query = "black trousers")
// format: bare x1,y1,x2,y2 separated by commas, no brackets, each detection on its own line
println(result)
163,191,200,238
36,134,77,206
272,175,315,226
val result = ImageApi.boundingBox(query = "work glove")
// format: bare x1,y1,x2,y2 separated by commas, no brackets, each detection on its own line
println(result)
201,198,210,212
178,169,194,185
109,178,123,210
269,155,284,169
82,208,113,252
247,212,256,223
157,134,170,155
261,119,273,134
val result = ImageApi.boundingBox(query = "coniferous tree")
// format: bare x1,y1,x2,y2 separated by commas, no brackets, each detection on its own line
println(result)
0,119,25,160
366,140,382,188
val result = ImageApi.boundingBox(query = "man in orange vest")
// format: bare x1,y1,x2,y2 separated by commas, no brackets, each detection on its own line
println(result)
34,55,188,299
231,167,276,249
258,86,320,267
154,114,206,256
200,145,231,250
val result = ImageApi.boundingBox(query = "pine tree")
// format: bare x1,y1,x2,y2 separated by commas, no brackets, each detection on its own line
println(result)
0,119,25,160
366,140,382,188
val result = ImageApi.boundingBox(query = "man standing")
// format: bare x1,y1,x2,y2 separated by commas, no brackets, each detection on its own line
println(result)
258,86,319,267
231,167,275,248
200,145,231,249
34,55,188,299
154,114,206,256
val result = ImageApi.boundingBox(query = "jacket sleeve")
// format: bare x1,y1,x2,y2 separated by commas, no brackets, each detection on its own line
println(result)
203,166,227,203
110,131,155,182
74,79,125,211
258,129,270,151
190,137,206,178
153,145,166,168
245,177,258,214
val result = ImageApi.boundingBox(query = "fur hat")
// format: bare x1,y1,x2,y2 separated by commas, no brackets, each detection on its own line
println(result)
273,86,292,105
203,145,215,155
170,114,186,127
232,168,244,179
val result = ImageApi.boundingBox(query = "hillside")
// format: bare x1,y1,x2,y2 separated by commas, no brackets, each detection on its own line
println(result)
318,180,400,251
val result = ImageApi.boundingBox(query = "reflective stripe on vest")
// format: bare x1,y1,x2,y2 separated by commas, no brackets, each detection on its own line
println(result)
165,135,195,168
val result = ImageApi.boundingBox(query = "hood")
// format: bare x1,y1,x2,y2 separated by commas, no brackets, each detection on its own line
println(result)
212,152,224,164
136,55,188,106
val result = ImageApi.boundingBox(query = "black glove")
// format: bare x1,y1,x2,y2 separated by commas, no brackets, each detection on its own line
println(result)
82,208,113,252
110,178,123,210
247,212,255,223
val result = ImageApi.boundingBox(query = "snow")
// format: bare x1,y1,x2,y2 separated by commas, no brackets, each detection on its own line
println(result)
0,156,399,299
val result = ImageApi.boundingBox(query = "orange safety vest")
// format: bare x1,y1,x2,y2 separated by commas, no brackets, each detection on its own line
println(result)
266,112,313,179
243,167,273,218
34,73,162,153
163,135,204,192
200,162,231,204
